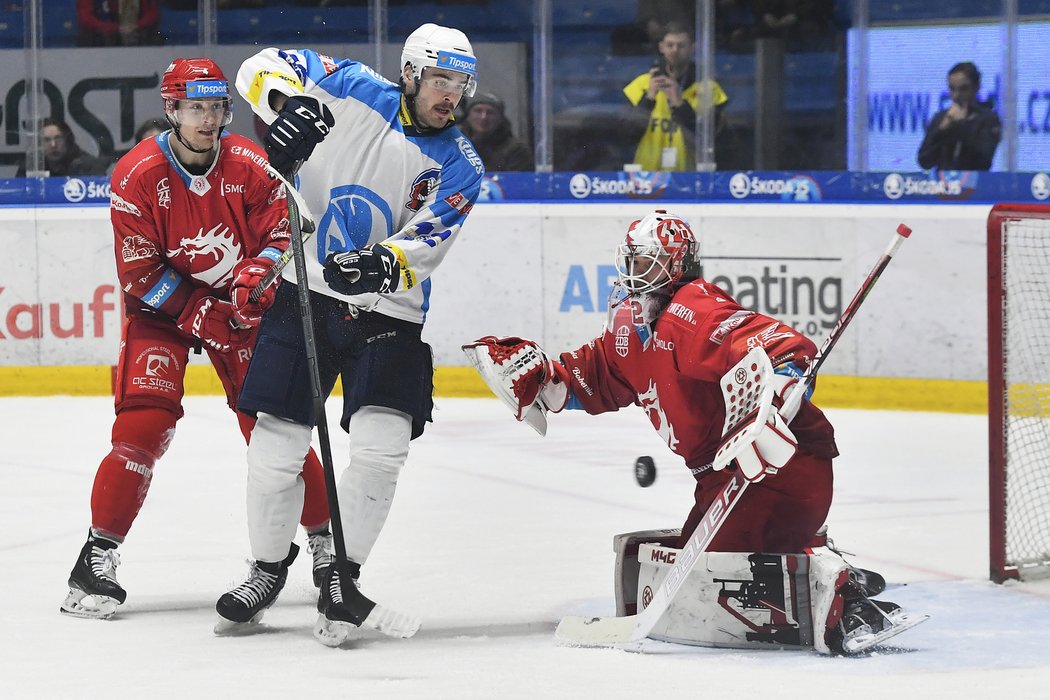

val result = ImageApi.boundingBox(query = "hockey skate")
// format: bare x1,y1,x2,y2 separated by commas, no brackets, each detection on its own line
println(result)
828,583,929,654
60,532,127,620
313,562,422,646
307,529,334,588
214,543,299,634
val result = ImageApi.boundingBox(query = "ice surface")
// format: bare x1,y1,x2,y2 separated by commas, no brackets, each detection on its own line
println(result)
3,397,1048,699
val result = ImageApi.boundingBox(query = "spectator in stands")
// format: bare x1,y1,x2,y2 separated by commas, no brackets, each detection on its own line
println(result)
77,0,164,47
134,118,168,143
458,92,533,172
16,118,111,177
917,62,1001,171
623,21,728,171
754,0,835,51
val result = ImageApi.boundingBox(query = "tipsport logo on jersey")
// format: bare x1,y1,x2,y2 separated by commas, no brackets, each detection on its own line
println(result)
725,173,823,202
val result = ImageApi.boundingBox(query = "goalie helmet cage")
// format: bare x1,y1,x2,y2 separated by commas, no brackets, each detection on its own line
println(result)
988,203,1050,582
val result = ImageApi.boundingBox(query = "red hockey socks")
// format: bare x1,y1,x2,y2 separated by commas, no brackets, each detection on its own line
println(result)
90,407,177,540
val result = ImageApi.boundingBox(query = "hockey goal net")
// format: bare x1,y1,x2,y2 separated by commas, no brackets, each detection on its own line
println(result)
988,203,1050,582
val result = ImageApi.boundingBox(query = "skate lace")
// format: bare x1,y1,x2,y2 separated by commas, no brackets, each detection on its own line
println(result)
91,546,120,583
229,564,279,607
327,570,345,605
308,533,334,568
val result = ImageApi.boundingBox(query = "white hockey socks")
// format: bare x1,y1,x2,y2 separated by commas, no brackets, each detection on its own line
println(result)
246,412,312,563
337,406,412,566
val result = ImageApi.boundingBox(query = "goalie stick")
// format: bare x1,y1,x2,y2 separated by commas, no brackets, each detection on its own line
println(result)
554,223,913,648
280,164,420,643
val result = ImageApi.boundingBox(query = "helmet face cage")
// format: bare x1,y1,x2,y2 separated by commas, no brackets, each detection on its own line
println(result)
615,213,698,295
402,24,478,97
161,58,233,128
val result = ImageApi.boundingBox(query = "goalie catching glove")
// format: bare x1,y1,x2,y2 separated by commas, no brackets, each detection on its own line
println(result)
229,248,283,326
176,290,252,353
323,244,400,295
461,336,569,436
711,347,801,482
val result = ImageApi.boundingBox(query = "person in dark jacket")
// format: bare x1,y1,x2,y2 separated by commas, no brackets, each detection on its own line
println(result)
458,92,533,172
917,62,1001,171
16,118,111,177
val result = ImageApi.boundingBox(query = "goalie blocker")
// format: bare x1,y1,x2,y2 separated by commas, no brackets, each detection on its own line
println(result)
614,529,927,654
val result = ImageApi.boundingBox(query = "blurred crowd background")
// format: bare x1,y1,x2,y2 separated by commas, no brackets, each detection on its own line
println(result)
2,0,1047,176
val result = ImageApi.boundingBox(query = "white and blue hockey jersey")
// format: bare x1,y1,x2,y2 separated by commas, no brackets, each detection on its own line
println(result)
236,48,484,325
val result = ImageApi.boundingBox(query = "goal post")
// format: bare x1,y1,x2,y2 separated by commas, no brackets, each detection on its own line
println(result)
987,203,1050,582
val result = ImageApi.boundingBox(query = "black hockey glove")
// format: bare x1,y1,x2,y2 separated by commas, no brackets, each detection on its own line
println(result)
265,95,335,176
323,245,401,295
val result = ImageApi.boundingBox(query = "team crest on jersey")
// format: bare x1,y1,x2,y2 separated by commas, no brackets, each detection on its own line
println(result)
156,178,170,209
406,169,440,212
319,53,337,75
189,175,211,197
167,222,243,287
637,380,678,451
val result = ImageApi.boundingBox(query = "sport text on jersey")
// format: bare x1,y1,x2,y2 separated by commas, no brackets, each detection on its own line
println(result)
437,51,477,77
186,81,228,98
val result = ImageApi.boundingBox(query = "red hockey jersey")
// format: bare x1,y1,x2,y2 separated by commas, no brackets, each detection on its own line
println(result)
559,281,838,476
108,131,290,319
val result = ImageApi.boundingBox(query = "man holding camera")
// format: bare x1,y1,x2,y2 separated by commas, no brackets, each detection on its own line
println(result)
623,21,727,171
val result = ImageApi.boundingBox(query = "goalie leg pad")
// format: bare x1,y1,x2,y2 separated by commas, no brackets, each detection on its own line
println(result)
635,545,813,649
613,529,682,616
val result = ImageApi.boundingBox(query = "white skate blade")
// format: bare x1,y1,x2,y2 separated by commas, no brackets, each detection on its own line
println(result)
362,604,422,639
213,611,266,636
59,588,119,620
843,611,930,654
313,614,352,647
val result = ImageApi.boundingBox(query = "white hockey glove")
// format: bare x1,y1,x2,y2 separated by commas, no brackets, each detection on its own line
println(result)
461,336,569,436
711,347,799,482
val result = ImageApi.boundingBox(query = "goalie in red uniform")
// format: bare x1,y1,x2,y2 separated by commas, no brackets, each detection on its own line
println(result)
464,210,926,654
60,58,333,620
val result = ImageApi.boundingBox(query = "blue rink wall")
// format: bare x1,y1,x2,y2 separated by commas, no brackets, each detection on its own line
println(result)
1,171,1032,413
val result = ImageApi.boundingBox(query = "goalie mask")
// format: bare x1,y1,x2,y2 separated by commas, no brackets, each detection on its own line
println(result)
160,58,233,132
401,23,478,98
615,210,700,295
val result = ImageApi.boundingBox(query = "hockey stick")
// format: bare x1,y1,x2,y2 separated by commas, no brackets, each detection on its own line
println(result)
554,223,913,648
248,161,318,303
282,167,421,641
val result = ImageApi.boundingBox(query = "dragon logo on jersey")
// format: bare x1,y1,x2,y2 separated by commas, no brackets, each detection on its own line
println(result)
637,381,679,451
167,223,243,288
406,169,440,212
319,185,394,262
746,322,795,351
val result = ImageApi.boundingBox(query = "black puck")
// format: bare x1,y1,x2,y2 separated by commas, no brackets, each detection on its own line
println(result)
634,456,656,487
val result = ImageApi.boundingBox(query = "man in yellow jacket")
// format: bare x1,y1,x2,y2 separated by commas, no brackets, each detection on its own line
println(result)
623,22,728,171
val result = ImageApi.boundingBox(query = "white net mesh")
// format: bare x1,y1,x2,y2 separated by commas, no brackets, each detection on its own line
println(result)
1002,218,1050,578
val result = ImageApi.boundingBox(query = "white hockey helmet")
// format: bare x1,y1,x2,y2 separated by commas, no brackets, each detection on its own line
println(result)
615,210,700,295
401,23,478,97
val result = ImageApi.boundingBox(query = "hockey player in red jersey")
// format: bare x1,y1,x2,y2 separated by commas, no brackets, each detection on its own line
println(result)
60,58,333,620
464,211,925,654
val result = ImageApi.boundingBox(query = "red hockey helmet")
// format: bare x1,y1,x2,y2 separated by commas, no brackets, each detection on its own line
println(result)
161,58,233,127
615,210,700,295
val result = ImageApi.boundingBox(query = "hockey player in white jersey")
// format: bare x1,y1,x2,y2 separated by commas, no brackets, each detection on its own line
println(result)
215,24,484,643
